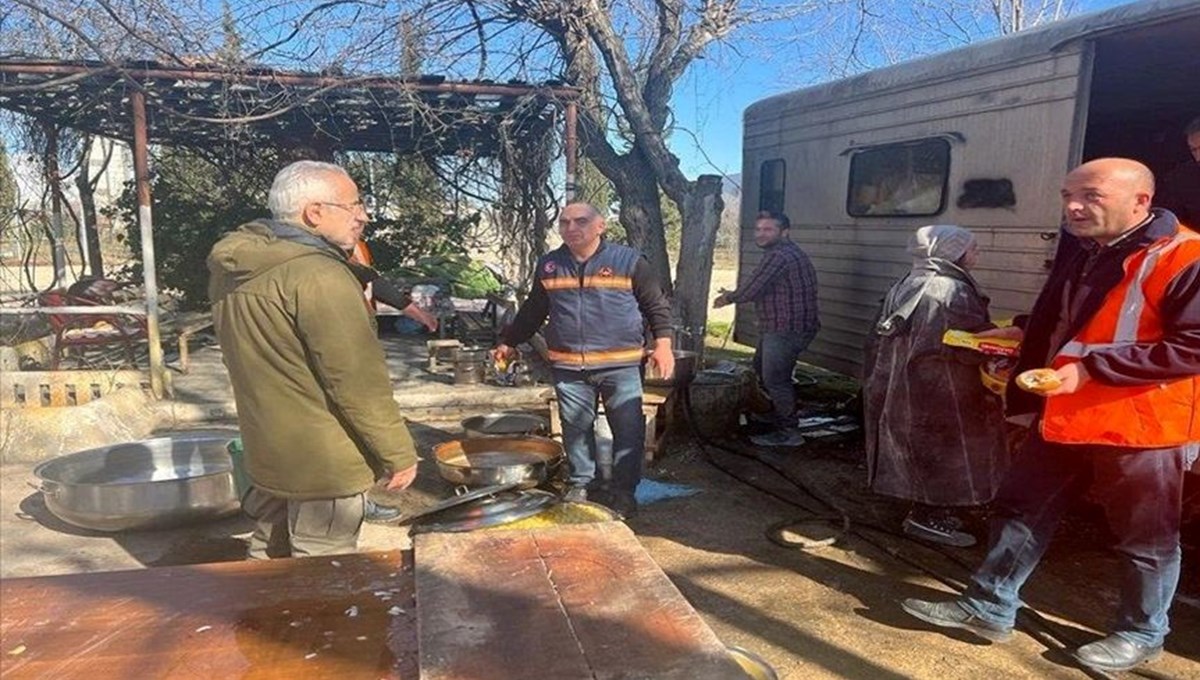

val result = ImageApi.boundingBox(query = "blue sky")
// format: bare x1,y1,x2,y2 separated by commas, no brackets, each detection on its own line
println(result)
668,0,1133,183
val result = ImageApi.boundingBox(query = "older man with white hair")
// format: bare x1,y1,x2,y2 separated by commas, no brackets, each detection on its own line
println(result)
208,160,419,559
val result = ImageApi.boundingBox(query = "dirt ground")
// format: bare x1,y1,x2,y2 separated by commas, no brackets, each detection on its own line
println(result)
1,285,1197,678
2,410,1198,679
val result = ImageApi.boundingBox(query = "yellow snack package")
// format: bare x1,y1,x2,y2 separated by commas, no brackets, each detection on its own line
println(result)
942,329,1020,357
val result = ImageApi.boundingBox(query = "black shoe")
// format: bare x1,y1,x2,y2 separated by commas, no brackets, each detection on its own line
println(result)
900,599,1014,642
1072,635,1162,672
364,499,402,523
563,486,588,503
903,515,976,548
608,493,638,520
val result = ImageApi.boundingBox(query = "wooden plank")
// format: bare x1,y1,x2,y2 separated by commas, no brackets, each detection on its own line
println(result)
0,551,417,679
416,523,744,680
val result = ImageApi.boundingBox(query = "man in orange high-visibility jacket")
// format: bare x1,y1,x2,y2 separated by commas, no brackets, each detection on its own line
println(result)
901,158,1200,674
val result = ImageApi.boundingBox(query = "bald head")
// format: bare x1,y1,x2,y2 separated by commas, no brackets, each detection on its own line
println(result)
1070,158,1155,194
558,202,607,259
1060,158,1156,245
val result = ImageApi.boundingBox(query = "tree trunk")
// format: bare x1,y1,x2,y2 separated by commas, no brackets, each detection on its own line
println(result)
611,153,673,296
674,174,724,355
75,165,104,277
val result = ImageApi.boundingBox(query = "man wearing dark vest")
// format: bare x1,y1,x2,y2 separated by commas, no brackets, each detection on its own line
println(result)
900,158,1200,673
495,203,674,518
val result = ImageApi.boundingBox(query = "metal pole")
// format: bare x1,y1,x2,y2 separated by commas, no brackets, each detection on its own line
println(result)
130,90,166,398
565,101,578,201
44,125,66,287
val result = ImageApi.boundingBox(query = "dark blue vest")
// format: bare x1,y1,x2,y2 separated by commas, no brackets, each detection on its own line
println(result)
539,241,646,369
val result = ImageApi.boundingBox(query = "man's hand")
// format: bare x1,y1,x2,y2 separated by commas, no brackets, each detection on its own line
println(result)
975,326,1024,342
713,292,732,309
385,464,418,491
647,339,675,380
403,303,439,332
492,343,517,364
1043,361,1090,396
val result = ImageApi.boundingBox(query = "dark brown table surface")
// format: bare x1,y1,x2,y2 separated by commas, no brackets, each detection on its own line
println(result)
0,551,417,679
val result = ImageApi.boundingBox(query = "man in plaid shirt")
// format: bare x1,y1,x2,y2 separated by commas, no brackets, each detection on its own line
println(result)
715,211,820,447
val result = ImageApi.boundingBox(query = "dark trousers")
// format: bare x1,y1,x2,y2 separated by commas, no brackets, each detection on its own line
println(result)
962,433,1196,646
753,330,816,429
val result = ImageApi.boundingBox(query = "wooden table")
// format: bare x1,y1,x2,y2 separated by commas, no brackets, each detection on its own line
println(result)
0,551,417,679
416,522,744,680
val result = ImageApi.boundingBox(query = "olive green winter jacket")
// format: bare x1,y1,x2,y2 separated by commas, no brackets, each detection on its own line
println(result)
207,220,418,500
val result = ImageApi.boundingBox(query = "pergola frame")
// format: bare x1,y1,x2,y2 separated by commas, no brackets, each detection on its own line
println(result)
0,59,581,397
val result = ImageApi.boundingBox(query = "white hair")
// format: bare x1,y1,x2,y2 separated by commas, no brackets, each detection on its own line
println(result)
267,161,350,220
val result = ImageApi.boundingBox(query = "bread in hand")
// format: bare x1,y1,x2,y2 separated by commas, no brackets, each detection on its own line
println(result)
1015,368,1063,394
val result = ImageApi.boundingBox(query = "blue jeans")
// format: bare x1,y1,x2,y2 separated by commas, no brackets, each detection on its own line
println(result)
961,433,1196,647
753,331,816,429
553,365,645,497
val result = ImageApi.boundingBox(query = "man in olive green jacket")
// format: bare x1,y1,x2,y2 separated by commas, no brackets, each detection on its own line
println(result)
208,160,418,558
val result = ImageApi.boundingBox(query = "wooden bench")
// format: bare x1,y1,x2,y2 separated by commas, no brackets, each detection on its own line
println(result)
416,523,745,679
161,310,213,374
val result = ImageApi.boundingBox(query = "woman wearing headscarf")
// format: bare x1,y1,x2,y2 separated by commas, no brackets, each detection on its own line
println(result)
863,225,1010,547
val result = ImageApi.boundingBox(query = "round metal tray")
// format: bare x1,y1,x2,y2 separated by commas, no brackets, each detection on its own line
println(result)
409,490,558,534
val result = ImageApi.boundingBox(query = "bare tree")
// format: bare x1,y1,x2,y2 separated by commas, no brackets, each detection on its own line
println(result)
797,0,1081,81
391,0,817,348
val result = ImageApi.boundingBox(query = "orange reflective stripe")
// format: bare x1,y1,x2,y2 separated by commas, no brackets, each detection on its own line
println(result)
546,347,646,364
1044,226,1200,446
540,276,633,291
581,276,633,289
541,277,576,290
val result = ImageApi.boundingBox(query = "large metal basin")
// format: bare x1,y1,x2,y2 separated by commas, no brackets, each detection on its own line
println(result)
644,350,699,387
433,436,563,488
32,430,240,532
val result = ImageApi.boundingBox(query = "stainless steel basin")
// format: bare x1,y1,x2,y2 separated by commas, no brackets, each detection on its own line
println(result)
32,430,240,532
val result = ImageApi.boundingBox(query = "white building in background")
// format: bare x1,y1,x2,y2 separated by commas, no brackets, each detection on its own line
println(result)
1,136,133,292
86,137,135,211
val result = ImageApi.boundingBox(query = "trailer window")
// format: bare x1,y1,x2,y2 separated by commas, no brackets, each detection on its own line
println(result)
759,159,786,213
847,139,950,217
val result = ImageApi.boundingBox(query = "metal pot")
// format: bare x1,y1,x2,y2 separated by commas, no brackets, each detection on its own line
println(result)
433,436,563,488
31,430,240,532
453,347,490,385
644,350,699,387
460,411,548,438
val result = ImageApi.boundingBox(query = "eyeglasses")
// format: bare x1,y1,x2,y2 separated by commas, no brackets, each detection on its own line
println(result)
316,200,368,215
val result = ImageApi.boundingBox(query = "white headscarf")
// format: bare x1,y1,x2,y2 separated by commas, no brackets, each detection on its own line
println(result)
907,225,976,265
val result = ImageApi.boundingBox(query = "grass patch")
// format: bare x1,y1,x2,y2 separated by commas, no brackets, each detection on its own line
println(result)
702,332,754,365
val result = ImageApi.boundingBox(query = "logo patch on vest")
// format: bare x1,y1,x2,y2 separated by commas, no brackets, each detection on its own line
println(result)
598,266,614,277
543,261,557,274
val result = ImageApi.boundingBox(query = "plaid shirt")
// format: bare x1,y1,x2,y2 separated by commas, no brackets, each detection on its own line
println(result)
729,240,820,334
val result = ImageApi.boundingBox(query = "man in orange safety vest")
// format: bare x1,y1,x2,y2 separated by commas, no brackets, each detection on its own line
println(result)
900,158,1200,673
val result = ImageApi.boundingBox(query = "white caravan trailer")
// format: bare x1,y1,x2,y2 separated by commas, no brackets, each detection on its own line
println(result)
738,0,1200,378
